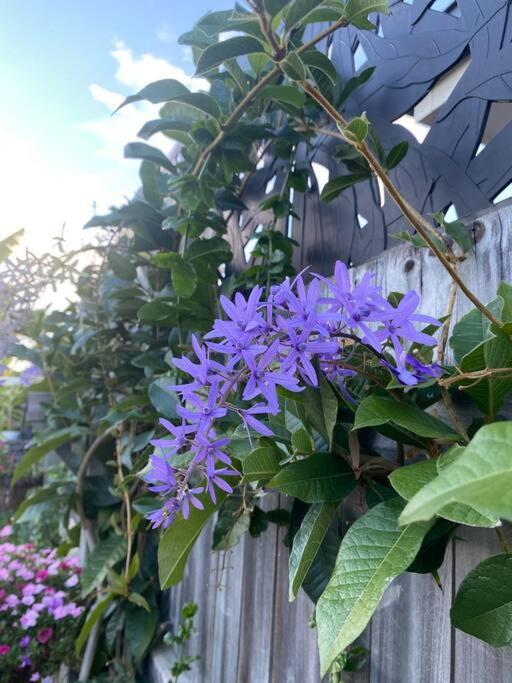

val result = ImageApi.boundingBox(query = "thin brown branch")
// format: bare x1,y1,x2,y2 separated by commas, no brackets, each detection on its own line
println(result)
299,80,503,330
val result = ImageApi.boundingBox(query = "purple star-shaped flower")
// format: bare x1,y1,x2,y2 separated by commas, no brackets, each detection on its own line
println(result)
242,341,301,408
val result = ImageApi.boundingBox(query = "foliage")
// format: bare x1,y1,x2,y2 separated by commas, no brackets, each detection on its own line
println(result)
4,0,512,680
163,602,200,682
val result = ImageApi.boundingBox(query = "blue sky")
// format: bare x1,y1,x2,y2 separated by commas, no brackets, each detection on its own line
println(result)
0,1,232,251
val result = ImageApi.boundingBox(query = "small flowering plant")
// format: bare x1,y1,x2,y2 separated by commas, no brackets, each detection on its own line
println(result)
0,525,83,682
144,261,442,528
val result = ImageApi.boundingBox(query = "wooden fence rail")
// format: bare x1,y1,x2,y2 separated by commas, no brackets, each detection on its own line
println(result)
149,199,512,683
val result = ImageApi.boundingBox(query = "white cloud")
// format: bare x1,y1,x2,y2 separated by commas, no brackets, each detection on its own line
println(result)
156,23,177,45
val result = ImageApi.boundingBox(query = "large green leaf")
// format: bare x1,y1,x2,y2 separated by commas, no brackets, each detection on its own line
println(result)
148,378,179,419
125,602,159,663
268,452,356,503
158,488,230,588
400,422,512,525
80,535,128,596
301,369,338,448
257,85,306,109
449,297,503,363
195,36,266,76
353,395,458,441
115,78,190,112
152,252,197,298
289,502,338,600
138,118,193,144
12,426,84,484
345,0,390,23
389,457,498,528
124,142,176,173
75,595,114,655
285,0,326,31
451,553,512,646
316,499,432,676
241,446,283,483
458,330,512,418
320,172,370,202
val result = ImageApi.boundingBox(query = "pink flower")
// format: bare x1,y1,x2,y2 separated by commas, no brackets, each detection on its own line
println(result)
64,574,78,588
36,627,53,644
0,644,11,655
35,569,49,582
0,524,13,538
20,609,38,629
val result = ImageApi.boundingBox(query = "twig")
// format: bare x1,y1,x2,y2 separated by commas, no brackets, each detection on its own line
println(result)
299,80,503,330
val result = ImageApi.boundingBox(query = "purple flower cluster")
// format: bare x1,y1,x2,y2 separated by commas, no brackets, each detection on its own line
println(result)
145,261,442,528
0,526,83,680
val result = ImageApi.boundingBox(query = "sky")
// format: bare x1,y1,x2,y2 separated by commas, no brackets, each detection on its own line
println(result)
0,0,233,253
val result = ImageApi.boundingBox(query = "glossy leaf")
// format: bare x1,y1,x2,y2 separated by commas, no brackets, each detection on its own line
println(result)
148,378,179,419
345,0,390,23
158,488,230,588
257,84,306,109
389,457,498,528
400,422,512,525
268,452,356,503
320,172,370,202
81,535,128,596
212,497,251,550
285,0,326,31
385,141,409,170
115,78,190,112
301,369,338,447
289,502,338,600
75,595,114,655
354,396,458,441
316,498,432,676
124,142,176,173
196,36,266,76
451,553,512,646
12,426,84,484
241,446,283,483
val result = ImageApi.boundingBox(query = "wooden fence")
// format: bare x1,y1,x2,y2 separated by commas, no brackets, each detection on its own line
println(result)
149,199,512,683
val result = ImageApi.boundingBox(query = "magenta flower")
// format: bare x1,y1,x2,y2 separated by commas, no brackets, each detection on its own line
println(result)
36,627,54,644
0,644,10,655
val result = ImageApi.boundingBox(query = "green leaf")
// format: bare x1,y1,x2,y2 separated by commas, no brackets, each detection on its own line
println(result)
249,506,269,537
173,93,222,120
124,142,176,173
301,369,338,448
407,518,457,575
124,603,158,663
241,446,283,483
285,0,326,31
498,281,512,323
257,84,306,109
268,452,356,503
458,331,512,418
75,595,114,655
195,36,266,76
158,486,233,588
289,502,338,600
400,422,512,525
138,118,192,144
114,78,190,112
127,592,150,612
341,114,369,143
385,141,409,170
279,51,307,81
449,296,503,363
316,498,432,676
337,67,375,106
302,49,338,84
139,161,163,208
292,428,315,454
354,396,458,441
13,484,63,522
320,172,370,202
152,252,197,298
148,378,179,419
345,0,390,24
12,426,83,484
389,457,498,527
451,553,512,646
212,497,251,550
433,212,472,254
81,535,128,596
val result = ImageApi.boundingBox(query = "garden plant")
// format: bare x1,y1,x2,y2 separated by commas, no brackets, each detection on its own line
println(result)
2,0,512,680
